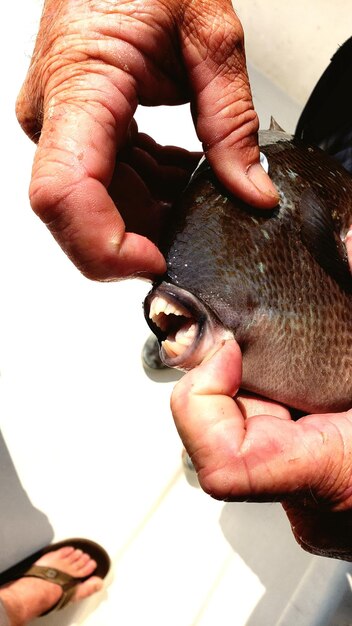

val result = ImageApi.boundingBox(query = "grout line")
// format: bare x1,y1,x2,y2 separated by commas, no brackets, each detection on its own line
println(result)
112,465,184,563
190,552,234,626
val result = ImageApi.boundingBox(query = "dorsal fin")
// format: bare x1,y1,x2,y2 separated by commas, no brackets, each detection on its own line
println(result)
269,117,285,132
299,188,352,293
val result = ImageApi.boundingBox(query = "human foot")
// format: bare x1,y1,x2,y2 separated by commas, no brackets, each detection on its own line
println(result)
0,545,105,626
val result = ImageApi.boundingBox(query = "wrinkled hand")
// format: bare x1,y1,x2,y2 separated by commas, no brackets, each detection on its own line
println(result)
16,0,278,281
171,340,352,560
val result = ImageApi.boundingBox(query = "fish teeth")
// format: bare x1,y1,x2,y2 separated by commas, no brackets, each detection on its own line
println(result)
164,303,178,315
149,295,191,323
149,296,167,320
149,295,197,354
162,339,186,358
161,322,197,358
175,321,197,345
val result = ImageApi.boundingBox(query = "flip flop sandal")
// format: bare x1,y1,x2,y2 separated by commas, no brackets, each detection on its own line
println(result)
0,537,111,615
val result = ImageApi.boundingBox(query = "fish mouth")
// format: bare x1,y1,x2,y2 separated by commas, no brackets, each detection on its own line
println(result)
144,283,233,369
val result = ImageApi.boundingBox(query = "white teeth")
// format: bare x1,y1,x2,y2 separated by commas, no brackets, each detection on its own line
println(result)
149,295,197,359
162,339,185,358
175,321,197,345
149,295,191,324
164,303,177,315
149,296,168,320
161,322,197,358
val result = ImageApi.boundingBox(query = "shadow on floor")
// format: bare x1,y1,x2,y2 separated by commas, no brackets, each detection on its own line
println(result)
0,430,54,574
220,501,317,623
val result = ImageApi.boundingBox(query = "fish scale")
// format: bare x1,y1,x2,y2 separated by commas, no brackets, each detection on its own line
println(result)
145,129,352,414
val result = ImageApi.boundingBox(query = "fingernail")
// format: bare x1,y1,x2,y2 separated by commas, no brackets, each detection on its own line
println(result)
247,162,279,200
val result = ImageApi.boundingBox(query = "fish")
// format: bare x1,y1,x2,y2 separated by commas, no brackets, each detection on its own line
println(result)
143,125,352,414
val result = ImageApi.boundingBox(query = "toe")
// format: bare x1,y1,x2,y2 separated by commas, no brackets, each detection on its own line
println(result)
35,545,100,582
76,552,90,567
76,558,98,578
57,546,75,558
69,549,84,564
72,576,103,602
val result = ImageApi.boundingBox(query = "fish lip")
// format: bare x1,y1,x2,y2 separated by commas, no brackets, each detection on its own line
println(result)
143,283,209,369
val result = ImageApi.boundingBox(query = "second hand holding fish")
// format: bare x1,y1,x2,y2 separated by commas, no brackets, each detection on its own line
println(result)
171,299,352,561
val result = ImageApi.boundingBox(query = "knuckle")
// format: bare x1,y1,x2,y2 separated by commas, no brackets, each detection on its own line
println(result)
197,465,234,501
16,79,44,143
16,14,101,142
226,106,260,149
29,179,77,260
74,239,124,282
29,170,72,225
29,175,123,282
199,96,259,157
182,0,245,66
29,185,55,224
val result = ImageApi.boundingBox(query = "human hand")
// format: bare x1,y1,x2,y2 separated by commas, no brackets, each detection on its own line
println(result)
171,340,352,560
16,0,278,281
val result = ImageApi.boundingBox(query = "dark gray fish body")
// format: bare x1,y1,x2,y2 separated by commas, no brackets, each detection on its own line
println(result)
144,129,352,414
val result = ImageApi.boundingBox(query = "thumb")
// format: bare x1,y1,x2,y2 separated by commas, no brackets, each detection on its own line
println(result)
171,338,352,507
179,0,279,208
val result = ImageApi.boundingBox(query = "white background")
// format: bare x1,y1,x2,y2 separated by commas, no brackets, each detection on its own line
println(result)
0,2,351,625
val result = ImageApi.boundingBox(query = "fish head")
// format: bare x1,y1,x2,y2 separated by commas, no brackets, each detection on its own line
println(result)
143,127,352,413
143,155,270,370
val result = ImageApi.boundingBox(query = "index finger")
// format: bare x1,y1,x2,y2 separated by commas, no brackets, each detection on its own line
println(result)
17,68,166,280
179,0,279,207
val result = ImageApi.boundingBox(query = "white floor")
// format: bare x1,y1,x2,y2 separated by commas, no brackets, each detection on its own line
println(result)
1,2,352,625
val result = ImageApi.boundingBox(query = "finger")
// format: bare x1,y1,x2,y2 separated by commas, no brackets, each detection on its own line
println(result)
179,0,279,208
108,162,167,243
235,392,292,420
117,136,201,202
282,500,352,560
132,134,201,169
18,64,166,280
171,340,352,504
109,142,200,245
